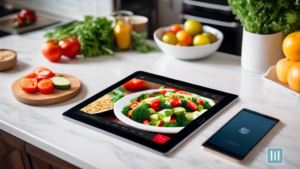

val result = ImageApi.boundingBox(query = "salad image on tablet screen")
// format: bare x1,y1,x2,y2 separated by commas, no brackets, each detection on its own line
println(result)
120,89,214,127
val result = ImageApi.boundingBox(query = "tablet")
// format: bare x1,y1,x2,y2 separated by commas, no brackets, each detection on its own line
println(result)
63,71,238,155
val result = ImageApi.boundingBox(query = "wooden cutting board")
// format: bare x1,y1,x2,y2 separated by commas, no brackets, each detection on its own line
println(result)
11,73,81,106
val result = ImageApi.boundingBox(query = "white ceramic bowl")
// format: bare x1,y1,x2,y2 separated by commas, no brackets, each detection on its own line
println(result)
153,25,223,60
114,89,215,134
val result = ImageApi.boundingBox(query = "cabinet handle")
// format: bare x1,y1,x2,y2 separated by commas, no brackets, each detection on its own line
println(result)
183,14,240,28
184,0,232,11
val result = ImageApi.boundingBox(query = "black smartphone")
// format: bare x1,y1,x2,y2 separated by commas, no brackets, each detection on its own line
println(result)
202,108,280,163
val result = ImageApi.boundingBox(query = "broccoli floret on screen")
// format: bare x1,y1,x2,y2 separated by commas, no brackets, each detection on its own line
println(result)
121,104,131,116
159,101,172,109
131,102,151,123
163,121,179,127
176,112,191,127
203,100,212,109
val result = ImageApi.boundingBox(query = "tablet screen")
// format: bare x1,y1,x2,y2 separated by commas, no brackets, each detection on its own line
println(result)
74,74,225,145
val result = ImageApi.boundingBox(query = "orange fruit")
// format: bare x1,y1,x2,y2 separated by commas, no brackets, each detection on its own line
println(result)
170,24,182,34
282,32,300,61
288,62,300,92
276,58,296,84
176,42,187,46
176,30,192,46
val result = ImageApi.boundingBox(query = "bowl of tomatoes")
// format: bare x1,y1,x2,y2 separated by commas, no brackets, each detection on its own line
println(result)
153,20,223,60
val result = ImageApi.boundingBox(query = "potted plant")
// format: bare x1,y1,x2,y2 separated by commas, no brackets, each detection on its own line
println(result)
228,0,300,73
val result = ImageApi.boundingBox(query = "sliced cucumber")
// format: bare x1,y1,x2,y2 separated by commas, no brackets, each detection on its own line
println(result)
51,76,71,89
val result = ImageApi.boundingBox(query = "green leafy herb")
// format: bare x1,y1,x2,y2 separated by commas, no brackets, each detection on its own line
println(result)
111,88,125,103
132,31,160,53
228,0,300,35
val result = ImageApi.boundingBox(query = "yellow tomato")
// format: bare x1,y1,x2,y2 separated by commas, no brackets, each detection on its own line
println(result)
193,35,210,46
162,32,178,45
176,30,192,46
176,42,187,46
276,58,296,84
202,32,218,43
288,62,300,92
184,20,203,36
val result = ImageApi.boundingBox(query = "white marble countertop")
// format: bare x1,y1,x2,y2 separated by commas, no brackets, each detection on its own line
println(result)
0,30,300,169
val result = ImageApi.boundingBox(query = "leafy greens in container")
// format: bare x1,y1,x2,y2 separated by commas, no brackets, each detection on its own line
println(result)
228,0,300,35
44,16,159,57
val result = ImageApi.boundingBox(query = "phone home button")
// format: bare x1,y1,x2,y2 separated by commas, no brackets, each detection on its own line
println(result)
196,118,205,125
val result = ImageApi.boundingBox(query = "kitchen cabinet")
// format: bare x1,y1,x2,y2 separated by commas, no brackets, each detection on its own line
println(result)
0,130,79,169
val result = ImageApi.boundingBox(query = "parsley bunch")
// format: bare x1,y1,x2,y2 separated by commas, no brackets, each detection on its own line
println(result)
228,0,300,35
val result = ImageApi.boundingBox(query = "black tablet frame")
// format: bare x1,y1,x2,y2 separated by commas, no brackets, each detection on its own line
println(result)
63,71,238,154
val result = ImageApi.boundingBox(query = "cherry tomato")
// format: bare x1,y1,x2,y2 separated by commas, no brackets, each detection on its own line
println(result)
143,119,150,125
137,99,143,102
158,121,164,127
150,98,161,111
58,36,81,58
130,102,139,109
34,67,55,81
169,97,182,107
19,9,36,23
176,30,192,46
153,89,167,95
38,79,54,94
187,101,198,111
124,78,146,91
170,24,182,34
24,72,36,78
196,99,204,105
176,91,192,95
19,78,37,93
13,15,26,27
42,41,62,62
170,116,176,124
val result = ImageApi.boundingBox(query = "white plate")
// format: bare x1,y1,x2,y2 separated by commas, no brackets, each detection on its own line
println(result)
114,89,215,134
262,65,300,99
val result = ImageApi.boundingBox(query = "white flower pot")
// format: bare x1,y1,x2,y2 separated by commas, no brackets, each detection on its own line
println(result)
241,29,285,73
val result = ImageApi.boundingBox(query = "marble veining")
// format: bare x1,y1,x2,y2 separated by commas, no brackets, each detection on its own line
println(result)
0,30,300,169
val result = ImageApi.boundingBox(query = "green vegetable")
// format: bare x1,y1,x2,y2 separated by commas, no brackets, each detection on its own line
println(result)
203,100,212,109
151,94,164,101
131,102,151,123
111,88,125,103
163,122,179,127
179,95,185,99
228,0,300,35
181,100,194,112
44,16,116,57
132,31,160,53
176,112,191,127
121,105,131,116
191,97,198,104
198,105,204,112
51,76,71,89
137,93,149,100
159,100,172,109
159,86,165,89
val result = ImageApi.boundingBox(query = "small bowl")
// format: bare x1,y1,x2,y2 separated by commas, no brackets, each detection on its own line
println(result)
0,49,17,71
153,25,223,60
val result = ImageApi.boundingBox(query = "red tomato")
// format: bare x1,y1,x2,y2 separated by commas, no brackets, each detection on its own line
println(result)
169,97,181,107
170,116,176,124
128,110,133,119
58,37,81,58
42,41,62,62
150,98,161,111
187,101,198,111
143,119,150,125
130,102,139,109
13,15,26,27
176,91,192,95
24,72,36,78
153,89,167,95
124,78,146,91
196,99,204,105
19,78,37,93
38,79,54,94
19,9,36,22
137,99,143,102
34,67,55,81
171,24,182,34
158,121,164,127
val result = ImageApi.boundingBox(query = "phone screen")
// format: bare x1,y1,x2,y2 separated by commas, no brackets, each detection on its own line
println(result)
202,109,279,160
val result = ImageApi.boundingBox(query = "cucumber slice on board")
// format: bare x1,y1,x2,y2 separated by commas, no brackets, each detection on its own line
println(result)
51,76,71,89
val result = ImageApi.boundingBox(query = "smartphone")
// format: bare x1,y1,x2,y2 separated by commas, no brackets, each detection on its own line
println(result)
201,108,280,163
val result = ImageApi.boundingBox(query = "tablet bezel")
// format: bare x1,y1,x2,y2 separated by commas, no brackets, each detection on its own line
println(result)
63,71,238,154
